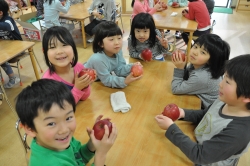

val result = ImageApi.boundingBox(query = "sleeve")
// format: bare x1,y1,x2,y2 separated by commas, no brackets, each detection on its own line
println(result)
0,20,15,31
171,68,209,95
105,0,116,21
55,0,70,13
128,36,143,60
184,3,195,20
36,0,44,17
179,0,188,7
85,53,127,88
155,29,169,54
88,1,95,15
167,0,173,6
79,144,95,164
165,122,250,165
182,107,209,124
71,86,91,103
133,1,156,16
113,51,133,77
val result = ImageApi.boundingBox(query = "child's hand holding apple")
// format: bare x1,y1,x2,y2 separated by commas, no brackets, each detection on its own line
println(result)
131,62,143,77
172,50,187,69
124,72,143,85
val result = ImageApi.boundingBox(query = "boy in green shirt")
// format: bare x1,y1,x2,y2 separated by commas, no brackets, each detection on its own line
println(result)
15,79,117,166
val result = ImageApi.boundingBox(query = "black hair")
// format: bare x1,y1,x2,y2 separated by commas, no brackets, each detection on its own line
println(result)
15,79,76,131
131,0,135,7
188,0,199,2
224,54,250,110
193,34,230,79
92,21,123,53
42,26,78,74
44,0,54,5
130,13,157,48
0,0,9,17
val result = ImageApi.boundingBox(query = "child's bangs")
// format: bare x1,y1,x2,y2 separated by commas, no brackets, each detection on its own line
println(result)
105,25,123,37
133,20,150,29
48,33,69,47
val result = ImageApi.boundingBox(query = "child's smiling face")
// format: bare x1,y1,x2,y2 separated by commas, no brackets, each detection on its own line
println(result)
134,28,150,43
30,101,76,151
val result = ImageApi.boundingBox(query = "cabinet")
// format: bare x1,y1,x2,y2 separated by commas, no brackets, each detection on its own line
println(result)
236,0,250,11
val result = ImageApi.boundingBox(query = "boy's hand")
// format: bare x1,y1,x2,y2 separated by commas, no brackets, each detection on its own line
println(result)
133,62,143,67
92,11,104,19
182,9,188,16
74,72,94,90
156,32,169,49
171,50,187,69
155,114,174,130
124,72,143,85
178,107,185,119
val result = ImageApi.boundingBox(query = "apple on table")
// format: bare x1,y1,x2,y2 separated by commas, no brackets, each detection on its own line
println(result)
172,2,178,7
162,103,180,121
93,119,112,140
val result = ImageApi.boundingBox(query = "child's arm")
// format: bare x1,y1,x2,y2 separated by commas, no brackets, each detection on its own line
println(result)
113,50,133,77
134,0,157,15
167,0,174,6
55,0,70,13
171,67,209,95
128,36,144,60
183,4,195,20
155,29,170,53
0,22,14,31
104,0,116,21
179,0,188,7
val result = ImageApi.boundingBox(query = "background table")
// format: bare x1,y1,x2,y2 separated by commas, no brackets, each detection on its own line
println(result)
0,40,40,80
74,58,201,166
153,7,198,57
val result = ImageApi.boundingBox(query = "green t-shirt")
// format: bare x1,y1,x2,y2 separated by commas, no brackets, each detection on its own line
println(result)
29,137,95,166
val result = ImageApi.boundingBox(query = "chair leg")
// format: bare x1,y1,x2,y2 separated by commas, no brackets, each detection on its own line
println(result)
16,62,22,86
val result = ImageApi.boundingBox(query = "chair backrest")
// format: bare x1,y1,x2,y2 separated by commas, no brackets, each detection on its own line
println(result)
15,119,31,164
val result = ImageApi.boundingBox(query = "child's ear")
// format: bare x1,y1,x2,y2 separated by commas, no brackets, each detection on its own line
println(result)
23,125,37,138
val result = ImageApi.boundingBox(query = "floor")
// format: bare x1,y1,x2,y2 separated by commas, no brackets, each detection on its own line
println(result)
0,7,250,166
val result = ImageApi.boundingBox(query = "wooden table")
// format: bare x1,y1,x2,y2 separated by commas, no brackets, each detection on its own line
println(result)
60,0,92,49
74,58,201,166
153,7,198,57
0,40,40,80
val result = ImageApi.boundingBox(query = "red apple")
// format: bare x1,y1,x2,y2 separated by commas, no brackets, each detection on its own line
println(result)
141,49,152,61
131,64,143,77
172,50,186,61
161,2,168,9
162,103,180,121
172,2,178,7
78,68,96,80
93,119,112,140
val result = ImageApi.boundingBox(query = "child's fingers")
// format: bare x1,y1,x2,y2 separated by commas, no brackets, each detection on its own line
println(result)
101,125,110,140
109,123,117,142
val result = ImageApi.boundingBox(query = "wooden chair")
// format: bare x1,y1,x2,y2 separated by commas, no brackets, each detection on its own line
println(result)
15,119,31,165
0,80,16,116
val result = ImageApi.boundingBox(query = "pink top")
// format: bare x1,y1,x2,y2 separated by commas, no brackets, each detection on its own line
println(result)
132,0,156,19
42,62,91,104
184,0,210,30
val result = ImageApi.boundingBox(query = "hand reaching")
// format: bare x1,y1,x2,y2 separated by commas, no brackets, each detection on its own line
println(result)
155,114,173,130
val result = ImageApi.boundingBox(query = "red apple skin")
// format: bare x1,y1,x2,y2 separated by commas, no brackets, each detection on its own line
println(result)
172,50,186,61
172,2,178,7
162,103,180,121
131,65,143,77
141,49,153,61
78,68,96,80
93,119,112,140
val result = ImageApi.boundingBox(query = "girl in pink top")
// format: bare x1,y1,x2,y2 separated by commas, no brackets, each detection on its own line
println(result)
42,26,95,103
131,0,163,19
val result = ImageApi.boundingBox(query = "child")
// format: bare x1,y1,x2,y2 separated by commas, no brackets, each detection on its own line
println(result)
43,0,73,30
171,34,230,109
84,21,142,88
131,0,162,19
42,26,93,103
15,79,118,166
0,0,21,88
155,54,250,166
181,0,211,44
85,0,116,43
128,13,170,61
